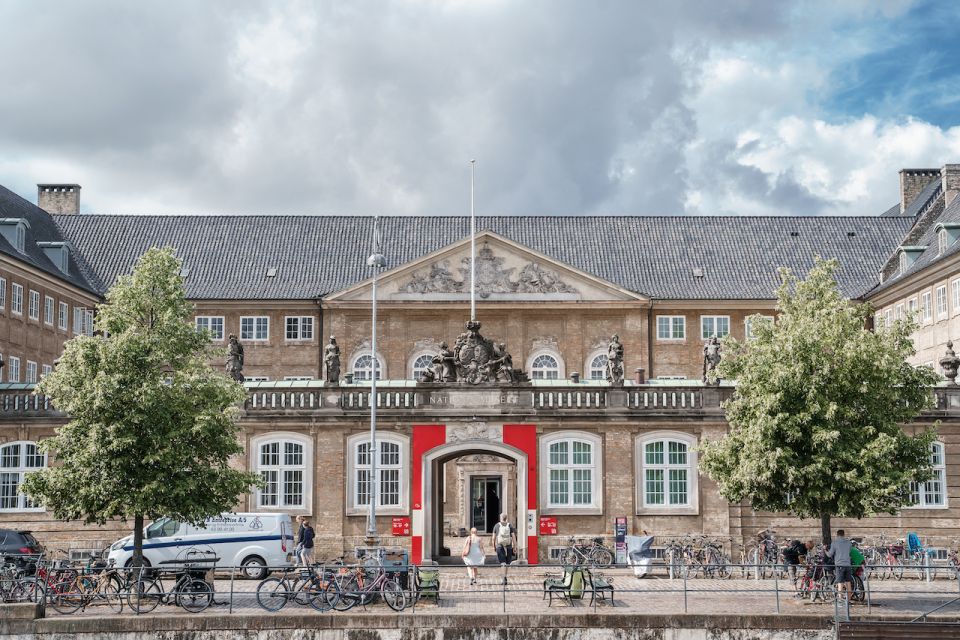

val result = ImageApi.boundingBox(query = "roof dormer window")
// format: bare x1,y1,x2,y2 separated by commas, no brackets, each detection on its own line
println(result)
935,224,960,258
0,219,30,254
37,242,70,275
939,228,948,255
897,246,927,276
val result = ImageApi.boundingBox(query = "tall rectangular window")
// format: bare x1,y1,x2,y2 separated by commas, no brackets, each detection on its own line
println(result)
745,315,774,341
700,315,730,339
41,365,52,378
656,316,685,340
58,302,68,330
25,362,36,384
285,316,314,340
44,296,54,325
240,316,269,341
937,286,948,318
921,292,932,322
884,309,892,328
908,298,918,317
195,316,225,340
8,357,20,383
11,284,23,315
0,277,6,310
28,291,39,320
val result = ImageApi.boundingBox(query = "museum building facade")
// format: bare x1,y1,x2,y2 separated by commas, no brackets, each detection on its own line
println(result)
0,170,960,563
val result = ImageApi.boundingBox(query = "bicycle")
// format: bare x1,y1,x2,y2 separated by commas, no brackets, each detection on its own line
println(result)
48,559,125,614
127,552,216,614
560,537,613,569
256,564,337,612
324,557,405,611
749,529,781,579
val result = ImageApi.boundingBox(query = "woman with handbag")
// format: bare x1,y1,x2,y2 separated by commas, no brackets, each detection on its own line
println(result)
461,527,485,585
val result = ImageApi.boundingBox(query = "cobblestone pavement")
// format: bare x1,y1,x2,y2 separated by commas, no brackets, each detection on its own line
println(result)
43,565,960,619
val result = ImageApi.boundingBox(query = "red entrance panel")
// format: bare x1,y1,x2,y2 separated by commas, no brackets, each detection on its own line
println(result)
411,424,445,564
503,424,538,564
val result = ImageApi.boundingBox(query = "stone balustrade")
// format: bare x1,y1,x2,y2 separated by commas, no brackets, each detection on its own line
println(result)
2,382,959,421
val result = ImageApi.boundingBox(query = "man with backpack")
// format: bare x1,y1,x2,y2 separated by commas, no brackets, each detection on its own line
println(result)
491,513,517,565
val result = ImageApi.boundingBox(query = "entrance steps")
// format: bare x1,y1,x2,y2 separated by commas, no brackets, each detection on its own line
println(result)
435,554,501,566
837,622,960,639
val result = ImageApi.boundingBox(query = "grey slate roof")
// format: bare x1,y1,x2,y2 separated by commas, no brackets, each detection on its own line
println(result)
0,186,97,294
53,214,913,301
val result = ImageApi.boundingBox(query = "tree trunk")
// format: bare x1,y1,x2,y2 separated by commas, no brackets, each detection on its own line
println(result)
132,513,144,569
820,513,832,547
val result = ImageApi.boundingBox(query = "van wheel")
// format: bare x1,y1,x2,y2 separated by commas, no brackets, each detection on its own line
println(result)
241,555,268,580
124,557,152,569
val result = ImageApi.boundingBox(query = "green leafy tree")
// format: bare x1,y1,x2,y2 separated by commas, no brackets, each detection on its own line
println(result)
23,247,259,567
699,257,940,545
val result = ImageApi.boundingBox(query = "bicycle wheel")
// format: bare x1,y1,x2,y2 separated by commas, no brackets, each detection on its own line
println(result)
12,578,44,603
95,581,124,614
815,575,835,603
589,546,613,569
255,577,290,612
178,579,212,613
851,575,865,603
712,551,732,579
560,548,579,566
127,578,162,614
890,558,904,580
49,580,83,615
327,575,358,611
380,579,406,611
306,577,333,612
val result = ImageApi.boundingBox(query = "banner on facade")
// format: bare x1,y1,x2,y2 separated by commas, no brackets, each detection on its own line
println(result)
392,517,411,537
539,516,558,535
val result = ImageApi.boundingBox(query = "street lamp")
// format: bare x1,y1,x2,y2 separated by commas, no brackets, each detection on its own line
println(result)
365,219,387,544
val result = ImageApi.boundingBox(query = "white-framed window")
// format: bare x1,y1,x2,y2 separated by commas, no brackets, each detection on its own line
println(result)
656,316,685,340
346,433,409,515
351,353,383,381
43,296,53,325
195,316,225,341
700,315,730,339
82,309,93,336
240,316,269,341
895,303,904,321
11,284,22,315
41,365,52,378
0,442,46,512
58,302,68,330
906,441,947,509
0,277,6,310
284,316,314,341
251,433,312,510
587,353,608,380
637,431,699,514
907,297,918,317
540,431,602,513
937,286,948,318
411,353,433,379
745,315,774,341
921,291,932,322
939,228,948,255
27,291,39,321
884,309,892,329
7,357,19,383
25,362,36,384
899,251,908,275
73,308,82,334
530,353,561,380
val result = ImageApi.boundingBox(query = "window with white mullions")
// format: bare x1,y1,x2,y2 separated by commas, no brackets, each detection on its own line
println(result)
700,315,730,339
547,439,594,506
256,439,305,508
657,316,685,340
411,354,433,379
352,353,383,381
240,316,269,341
285,316,314,341
937,285,948,318
907,441,947,509
195,316,224,340
531,354,560,380
637,432,699,513
588,354,608,380
0,442,46,511
354,439,402,508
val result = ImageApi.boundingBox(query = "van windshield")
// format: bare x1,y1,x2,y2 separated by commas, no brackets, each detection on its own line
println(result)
145,518,181,539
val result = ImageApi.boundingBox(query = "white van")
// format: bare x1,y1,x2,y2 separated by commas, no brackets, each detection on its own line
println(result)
107,513,294,579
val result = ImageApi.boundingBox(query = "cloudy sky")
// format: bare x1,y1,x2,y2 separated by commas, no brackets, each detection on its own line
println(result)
2,0,960,216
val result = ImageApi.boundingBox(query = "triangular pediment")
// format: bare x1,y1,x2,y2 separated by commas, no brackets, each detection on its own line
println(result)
327,232,646,303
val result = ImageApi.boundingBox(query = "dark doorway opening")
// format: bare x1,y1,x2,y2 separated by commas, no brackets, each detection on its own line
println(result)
470,476,501,533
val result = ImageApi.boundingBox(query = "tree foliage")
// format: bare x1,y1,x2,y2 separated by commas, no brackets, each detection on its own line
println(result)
23,247,259,565
699,257,939,542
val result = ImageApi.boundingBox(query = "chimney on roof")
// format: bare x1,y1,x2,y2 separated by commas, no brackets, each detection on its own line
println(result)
37,184,81,215
899,169,938,214
942,164,960,208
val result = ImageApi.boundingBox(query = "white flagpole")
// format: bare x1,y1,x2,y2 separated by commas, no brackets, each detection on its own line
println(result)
470,159,476,322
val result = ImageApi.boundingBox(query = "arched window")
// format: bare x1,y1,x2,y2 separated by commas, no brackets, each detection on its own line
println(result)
636,432,699,514
252,434,312,510
352,353,383,381
411,354,433,380
540,432,602,513
347,433,408,515
530,354,561,380
0,441,46,511
908,441,947,508
588,354,608,380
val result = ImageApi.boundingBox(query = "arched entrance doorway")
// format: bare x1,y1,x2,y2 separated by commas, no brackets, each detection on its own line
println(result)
411,424,538,564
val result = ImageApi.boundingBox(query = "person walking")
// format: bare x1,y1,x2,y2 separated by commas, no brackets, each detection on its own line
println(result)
298,518,315,566
826,529,853,600
294,515,305,565
461,527,485,585
491,513,517,565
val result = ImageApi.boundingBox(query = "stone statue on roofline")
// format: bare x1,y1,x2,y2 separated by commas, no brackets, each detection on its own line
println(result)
418,321,525,385
226,334,245,383
941,341,960,386
702,335,722,385
324,336,341,384
606,334,624,386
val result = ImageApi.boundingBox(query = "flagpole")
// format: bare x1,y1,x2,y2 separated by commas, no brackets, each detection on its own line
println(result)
470,159,476,322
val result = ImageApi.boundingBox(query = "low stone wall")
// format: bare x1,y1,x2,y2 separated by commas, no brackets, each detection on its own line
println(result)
0,609,836,640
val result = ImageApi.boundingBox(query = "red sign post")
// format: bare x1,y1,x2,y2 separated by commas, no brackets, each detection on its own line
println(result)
392,516,411,537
